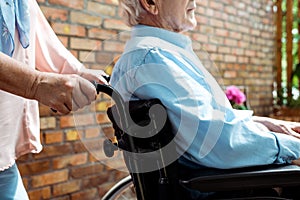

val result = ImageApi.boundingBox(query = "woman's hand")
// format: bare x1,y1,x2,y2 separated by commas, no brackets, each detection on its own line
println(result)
29,72,97,114
78,68,109,85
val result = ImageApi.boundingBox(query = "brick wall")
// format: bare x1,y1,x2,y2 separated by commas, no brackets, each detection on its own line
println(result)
189,0,276,115
17,0,276,199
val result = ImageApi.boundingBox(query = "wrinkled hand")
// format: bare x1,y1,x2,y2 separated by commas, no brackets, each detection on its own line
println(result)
253,116,300,139
79,68,109,85
30,72,96,114
292,158,300,166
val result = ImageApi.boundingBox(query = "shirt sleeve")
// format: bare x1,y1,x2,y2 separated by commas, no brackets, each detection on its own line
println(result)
111,47,300,169
30,0,83,74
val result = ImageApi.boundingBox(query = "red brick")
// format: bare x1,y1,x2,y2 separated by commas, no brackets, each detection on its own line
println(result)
40,6,68,21
103,41,126,53
232,48,245,56
49,0,84,9
238,56,249,64
73,114,96,127
85,127,101,139
31,169,69,188
52,23,86,37
71,163,104,178
71,188,98,200
33,143,73,159
88,150,103,163
218,46,231,54
209,1,223,10
70,38,101,51
70,50,79,59
191,33,209,43
53,153,88,169
203,44,217,52
18,160,51,176
225,5,237,15
229,31,242,40
66,129,81,141
94,52,116,66
102,126,115,139
70,11,102,26
96,101,111,112
59,115,75,128
82,174,110,189
28,187,51,200
103,0,119,5
224,38,238,47
76,139,104,154
53,180,81,196
103,19,130,31
43,131,64,144
96,113,111,124
57,35,69,47
215,28,229,37
79,51,96,63
22,177,29,189
104,156,127,170
87,2,116,16
88,28,118,40
210,18,224,28
223,70,237,78
198,0,208,7
40,117,56,130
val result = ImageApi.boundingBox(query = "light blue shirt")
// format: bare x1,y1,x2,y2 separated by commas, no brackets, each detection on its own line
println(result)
110,25,300,169
0,0,30,56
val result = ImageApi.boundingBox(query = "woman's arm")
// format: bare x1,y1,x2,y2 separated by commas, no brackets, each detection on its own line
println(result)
0,52,96,114
31,0,107,84
0,52,38,98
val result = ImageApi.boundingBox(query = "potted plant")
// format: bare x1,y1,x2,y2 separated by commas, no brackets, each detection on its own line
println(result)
225,85,248,110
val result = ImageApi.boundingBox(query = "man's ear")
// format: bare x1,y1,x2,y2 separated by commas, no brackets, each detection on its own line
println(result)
140,0,158,15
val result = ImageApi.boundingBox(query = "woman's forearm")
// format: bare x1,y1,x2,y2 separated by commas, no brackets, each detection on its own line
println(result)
0,52,40,99
0,52,97,114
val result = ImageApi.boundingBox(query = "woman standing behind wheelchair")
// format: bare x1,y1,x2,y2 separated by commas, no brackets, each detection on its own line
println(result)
110,0,300,198
0,0,107,199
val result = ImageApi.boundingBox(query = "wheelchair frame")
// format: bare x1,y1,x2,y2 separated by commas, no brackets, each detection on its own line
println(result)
96,83,300,200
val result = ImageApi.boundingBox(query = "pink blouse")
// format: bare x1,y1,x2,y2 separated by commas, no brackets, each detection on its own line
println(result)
0,0,83,171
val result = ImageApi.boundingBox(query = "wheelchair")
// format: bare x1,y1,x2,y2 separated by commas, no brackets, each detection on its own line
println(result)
95,83,300,200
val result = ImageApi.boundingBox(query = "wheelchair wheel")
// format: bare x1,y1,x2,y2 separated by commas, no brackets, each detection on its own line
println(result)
102,175,136,200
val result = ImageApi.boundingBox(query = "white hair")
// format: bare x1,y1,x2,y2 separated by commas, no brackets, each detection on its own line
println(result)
119,0,145,27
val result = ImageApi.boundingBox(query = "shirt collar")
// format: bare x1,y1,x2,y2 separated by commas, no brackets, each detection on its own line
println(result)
132,25,192,50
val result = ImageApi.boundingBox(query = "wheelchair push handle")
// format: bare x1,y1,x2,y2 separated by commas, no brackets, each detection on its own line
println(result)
94,83,126,121
93,82,130,157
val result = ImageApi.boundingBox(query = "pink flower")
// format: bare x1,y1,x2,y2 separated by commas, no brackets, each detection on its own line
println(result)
225,85,246,105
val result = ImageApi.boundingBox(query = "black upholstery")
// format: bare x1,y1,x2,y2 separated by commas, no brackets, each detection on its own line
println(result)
107,99,181,200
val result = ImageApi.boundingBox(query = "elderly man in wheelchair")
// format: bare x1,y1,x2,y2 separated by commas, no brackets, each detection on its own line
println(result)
99,0,300,199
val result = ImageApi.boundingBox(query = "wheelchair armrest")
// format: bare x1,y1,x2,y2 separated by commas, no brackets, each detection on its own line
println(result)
180,164,300,192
